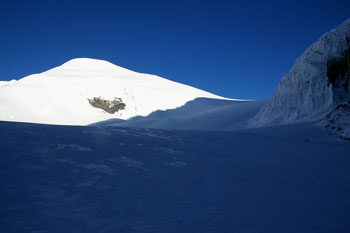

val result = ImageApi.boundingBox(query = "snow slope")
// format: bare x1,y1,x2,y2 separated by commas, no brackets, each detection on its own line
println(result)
94,98,267,131
0,58,232,125
250,19,350,127
1,121,349,233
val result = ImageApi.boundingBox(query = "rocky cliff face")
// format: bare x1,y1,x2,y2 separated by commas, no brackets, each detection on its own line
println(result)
250,19,350,127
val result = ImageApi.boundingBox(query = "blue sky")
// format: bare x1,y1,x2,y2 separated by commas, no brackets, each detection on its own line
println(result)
0,0,349,99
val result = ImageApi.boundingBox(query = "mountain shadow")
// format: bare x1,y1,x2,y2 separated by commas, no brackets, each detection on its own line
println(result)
92,98,267,131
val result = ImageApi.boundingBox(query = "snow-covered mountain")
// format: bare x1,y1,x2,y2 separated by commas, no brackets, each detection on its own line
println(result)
250,19,350,127
0,58,233,125
3,20,350,130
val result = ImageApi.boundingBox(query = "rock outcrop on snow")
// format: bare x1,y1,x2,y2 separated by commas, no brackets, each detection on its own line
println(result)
88,97,126,114
320,101,350,140
250,19,350,127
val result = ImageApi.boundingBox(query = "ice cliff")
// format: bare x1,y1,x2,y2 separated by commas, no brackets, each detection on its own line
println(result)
250,19,350,127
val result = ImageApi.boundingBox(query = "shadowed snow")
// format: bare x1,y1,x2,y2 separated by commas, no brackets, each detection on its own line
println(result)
0,121,349,233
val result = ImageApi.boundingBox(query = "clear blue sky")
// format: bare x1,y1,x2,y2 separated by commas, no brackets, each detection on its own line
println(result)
0,0,349,99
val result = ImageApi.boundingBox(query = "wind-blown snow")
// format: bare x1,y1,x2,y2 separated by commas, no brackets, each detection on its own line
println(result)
0,58,233,125
250,19,350,127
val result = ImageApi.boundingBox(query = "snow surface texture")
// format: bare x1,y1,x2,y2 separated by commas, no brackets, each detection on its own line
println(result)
319,101,350,140
0,58,232,125
94,98,267,131
250,19,350,127
0,121,349,233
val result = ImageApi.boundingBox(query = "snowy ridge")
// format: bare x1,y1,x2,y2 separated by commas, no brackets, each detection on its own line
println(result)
0,80,17,87
0,58,233,125
250,19,350,127
0,81,9,87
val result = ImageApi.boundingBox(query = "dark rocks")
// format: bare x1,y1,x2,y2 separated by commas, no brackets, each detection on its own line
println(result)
322,102,350,140
88,97,126,114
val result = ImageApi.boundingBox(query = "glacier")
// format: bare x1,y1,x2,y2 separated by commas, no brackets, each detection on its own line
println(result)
250,19,350,127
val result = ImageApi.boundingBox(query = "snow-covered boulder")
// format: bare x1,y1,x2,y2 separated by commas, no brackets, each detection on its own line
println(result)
250,19,350,127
